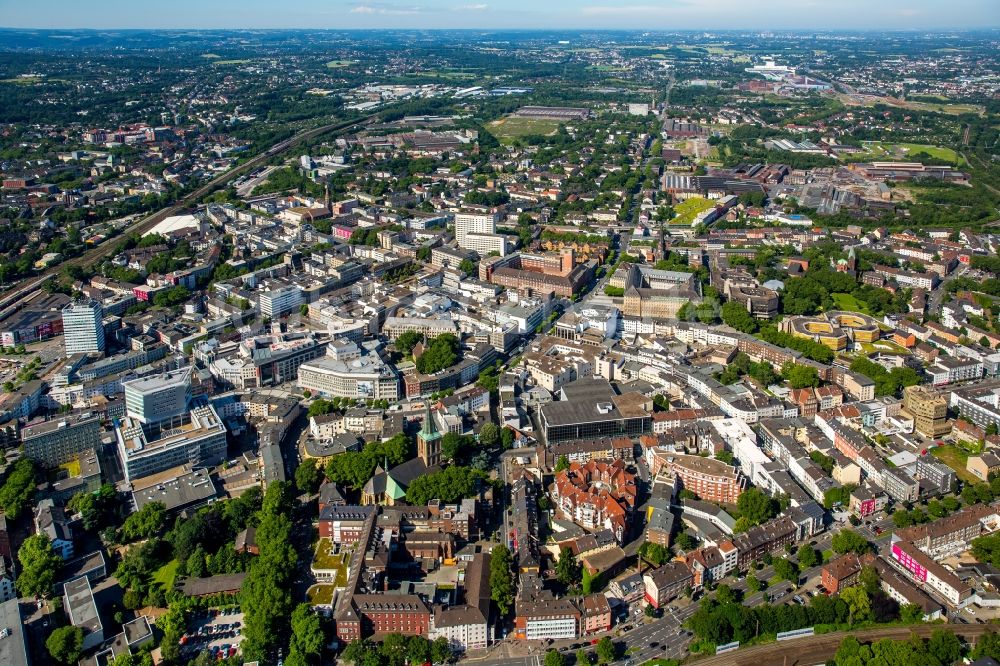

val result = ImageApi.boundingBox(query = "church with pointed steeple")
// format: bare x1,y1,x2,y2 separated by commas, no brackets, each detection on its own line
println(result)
417,402,442,467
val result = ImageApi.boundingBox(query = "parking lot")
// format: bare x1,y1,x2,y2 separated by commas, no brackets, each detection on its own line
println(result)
179,608,244,661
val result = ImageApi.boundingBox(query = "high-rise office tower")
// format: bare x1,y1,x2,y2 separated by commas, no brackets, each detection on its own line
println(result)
62,300,105,356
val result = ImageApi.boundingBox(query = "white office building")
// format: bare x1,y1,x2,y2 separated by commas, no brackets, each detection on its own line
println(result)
259,285,304,319
297,351,399,401
62,300,105,355
454,211,508,257
123,369,191,425
115,404,227,482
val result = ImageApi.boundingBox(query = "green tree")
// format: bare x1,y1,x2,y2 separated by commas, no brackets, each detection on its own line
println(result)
797,544,818,569
639,541,670,566
395,330,423,355
899,603,924,624
576,649,590,665
736,487,779,528
16,534,62,598
295,458,323,494
840,586,871,625
926,628,962,664
746,574,763,593
773,557,799,584
405,636,430,665
404,466,487,505
479,422,500,449
555,455,570,473
859,565,880,595
721,300,758,333
832,529,871,555
715,584,738,605
108,653,155,666
414,334,460,374
674,531,696,551
46,626,84,665
120,501,166,542
490,545,515,616
187,544,208,578
0,457,37,519
290,603,326,662
430,636,451,664
971,630,1000,660
781,362,820,389
308,398,336,418
441,432,474,462
556,547,582,586
596,637,616,665
459,258,477,275
241,482,298,661
544,649,566,666
380,632,409,666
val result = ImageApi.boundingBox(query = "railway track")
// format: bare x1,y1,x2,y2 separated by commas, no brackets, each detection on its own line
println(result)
689,623,999,666
0,114,377,322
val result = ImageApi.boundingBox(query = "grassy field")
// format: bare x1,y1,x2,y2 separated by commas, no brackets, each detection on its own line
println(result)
0,76,67,85
153,559,180,590
906,101,984,116
325,60,354,68
201,53,221,59
852,142,965,165
486,116,562,144
670,197,716,226
930,445,977,484
211,59,251,66
831,292,871,314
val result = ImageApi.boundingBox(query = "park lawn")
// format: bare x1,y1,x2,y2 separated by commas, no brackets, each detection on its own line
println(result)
855,141,965,165
153,559,180,589
211,59,251,66
930,445,978,484
831,292,871,315
486,116,562,145
326,60,354,68
670,197,716,226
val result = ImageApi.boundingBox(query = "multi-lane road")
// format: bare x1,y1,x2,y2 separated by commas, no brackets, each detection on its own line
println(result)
0,113,378,323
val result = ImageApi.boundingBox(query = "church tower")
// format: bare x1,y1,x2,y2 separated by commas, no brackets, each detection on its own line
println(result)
417,402,442,467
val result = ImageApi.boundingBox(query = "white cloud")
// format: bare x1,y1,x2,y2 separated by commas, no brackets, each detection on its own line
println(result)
456,3,489,10
349,3,422,15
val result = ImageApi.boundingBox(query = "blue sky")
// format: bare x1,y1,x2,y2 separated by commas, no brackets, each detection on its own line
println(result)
3,0,998,30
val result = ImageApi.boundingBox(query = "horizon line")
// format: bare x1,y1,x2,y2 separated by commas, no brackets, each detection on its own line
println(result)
2,26,999,33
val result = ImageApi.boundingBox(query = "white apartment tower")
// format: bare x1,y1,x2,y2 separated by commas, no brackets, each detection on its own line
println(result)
62,300,106,355
454,210,507,257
